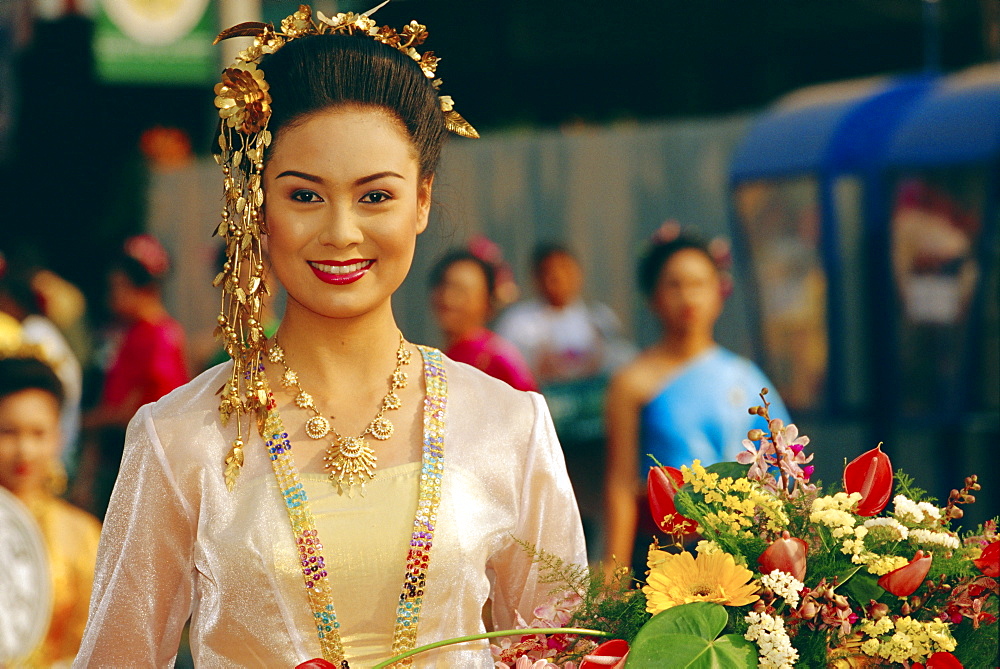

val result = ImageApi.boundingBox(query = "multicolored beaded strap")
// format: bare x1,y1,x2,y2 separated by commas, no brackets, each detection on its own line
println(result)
391,346,446,660
263,345,447,668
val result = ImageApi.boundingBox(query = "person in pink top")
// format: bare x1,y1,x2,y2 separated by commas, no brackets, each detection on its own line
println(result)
430,249,537,392
76,235,189,516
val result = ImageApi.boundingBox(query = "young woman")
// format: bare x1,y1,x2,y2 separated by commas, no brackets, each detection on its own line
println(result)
603,231,790,573
77,235,189,516
0,349,101,667
75,7,585,668
429,249,537,392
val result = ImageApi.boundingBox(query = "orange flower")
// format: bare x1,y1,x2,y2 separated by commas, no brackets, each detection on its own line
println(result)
580,639,629,669
642,550,759,614
973,541,999,577
843,443,893,516
878,549,932,597
647,466,697,535
758,530,808,582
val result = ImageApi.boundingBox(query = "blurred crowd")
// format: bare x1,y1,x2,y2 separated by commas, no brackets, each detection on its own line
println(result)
1,223,789,663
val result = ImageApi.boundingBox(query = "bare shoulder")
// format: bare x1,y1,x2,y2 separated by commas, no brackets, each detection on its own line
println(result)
609,348,669,405
51,497,102,537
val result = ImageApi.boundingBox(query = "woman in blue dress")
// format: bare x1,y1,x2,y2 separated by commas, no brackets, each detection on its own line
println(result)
603,230,790,571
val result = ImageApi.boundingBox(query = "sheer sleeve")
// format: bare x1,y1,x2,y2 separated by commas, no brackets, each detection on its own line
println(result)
74,404,196,668
487,393,587,631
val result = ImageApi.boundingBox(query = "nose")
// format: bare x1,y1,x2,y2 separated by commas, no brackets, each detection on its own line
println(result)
317,203,365,248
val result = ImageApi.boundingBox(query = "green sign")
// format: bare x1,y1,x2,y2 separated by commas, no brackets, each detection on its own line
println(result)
95,0,216,85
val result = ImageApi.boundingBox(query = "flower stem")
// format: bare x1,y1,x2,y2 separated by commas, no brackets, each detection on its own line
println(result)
370,627,613,668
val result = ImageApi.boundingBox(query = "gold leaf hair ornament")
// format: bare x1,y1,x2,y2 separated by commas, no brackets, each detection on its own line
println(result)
211,3,477,492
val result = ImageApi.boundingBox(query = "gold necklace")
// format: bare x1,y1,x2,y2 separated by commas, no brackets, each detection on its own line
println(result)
267,333,411,495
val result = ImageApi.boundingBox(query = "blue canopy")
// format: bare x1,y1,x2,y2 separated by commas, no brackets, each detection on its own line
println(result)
886,64,1000,167
730,75,935,182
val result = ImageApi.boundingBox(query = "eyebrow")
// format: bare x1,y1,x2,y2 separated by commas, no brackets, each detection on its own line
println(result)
275,170,406,185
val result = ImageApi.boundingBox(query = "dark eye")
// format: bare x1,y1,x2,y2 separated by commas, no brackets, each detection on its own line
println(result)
360,190,392,204
291,189,322,203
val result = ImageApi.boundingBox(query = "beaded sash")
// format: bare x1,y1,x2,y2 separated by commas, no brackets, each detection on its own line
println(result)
262,346,447,667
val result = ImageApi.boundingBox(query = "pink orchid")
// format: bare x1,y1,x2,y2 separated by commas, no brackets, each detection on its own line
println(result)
738,421,816,495
736,437,771,479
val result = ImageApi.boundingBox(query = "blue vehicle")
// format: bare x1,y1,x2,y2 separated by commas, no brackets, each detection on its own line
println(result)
728,65,999,526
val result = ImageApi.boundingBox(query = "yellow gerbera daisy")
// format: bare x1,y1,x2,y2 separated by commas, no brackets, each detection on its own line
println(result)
642,549,759,615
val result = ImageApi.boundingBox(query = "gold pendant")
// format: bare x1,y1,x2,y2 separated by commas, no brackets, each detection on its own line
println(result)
305,415,331,439
324,435,377,496
369,416,394,440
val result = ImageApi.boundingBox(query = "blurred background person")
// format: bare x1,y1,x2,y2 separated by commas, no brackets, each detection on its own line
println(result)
76,234,189,517
0,318,101,668
497,242,633,386
603,227,790,573
497,242,636,556
430,248,537,392
0,250,83,469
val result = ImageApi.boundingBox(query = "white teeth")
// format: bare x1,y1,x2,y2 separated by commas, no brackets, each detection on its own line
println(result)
310,260,371,274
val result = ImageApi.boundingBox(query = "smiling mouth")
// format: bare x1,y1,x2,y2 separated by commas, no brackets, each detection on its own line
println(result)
308,260,374,274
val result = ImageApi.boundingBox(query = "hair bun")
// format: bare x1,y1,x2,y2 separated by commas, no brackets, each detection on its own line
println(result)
123,234,170,278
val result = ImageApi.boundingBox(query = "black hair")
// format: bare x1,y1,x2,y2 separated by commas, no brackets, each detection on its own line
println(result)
637,234,719,299
0,357,65,405
109,253,160,289
0,258,42,316
261,34,447,178
429,249,496,298
531,242,575,275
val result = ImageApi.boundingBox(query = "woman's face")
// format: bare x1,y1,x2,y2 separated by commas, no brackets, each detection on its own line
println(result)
0,389,61,497
651,248,723,336
432,259,491,339
108,270,141,321
264,106,432,322
537,252,583,308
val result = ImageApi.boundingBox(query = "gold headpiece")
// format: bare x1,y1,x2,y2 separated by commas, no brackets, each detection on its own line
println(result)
0,313,50,367
211,4,477,491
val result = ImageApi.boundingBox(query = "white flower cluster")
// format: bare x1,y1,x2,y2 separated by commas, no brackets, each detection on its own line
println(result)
760,570,804,608
909,528,960,550
810,493,871,561
695,540,722,555
745,612,799,669
861,553,909,576
860,616,957,664
864,516,910,540
893,495,942,524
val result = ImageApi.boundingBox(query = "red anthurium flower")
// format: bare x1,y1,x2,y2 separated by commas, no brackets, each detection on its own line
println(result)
973,541,999,577
758,530,808,582
295,660,338,669
580,639,630,669
843,443,893,516
648,466,697,535
878,550,932,597
914,651,964,669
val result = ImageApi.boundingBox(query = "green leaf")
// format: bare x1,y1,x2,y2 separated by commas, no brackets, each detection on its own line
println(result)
647,602,729,639
627,632,757,668
626,603,758,668
705,462,752,480
674,489,700,519
840,568,881,605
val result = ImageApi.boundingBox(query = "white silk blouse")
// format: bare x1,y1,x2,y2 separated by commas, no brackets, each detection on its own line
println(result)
73,354,587,668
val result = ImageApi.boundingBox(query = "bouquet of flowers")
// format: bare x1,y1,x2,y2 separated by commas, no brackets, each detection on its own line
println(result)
302,390,996,669
487,390,998,669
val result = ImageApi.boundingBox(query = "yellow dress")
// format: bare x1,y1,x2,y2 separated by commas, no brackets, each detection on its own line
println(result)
74,353,587,668
24,496,102,668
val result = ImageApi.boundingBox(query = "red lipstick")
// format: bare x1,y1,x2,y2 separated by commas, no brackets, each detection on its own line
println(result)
308,259,374,285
